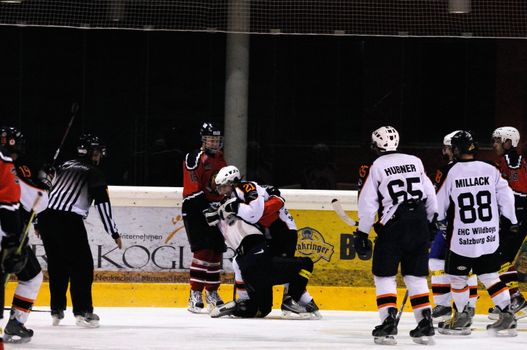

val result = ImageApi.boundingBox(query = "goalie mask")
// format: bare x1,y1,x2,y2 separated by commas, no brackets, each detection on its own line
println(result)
492,126,520,148
77,133,107,165
215,165,241,196
200,122,224,154
0,126,25,156
371,126,399,153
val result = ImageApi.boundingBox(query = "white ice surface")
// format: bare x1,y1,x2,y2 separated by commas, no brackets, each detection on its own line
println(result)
8,308,527,350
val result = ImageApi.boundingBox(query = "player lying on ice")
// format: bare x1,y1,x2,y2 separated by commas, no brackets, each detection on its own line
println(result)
204,165,320,319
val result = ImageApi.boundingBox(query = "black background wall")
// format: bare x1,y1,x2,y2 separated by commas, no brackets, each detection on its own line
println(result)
1,26,525,188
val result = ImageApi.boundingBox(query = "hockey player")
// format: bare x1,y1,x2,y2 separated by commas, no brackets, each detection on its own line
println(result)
0,127,49,343
429,130,478,320
208,165,318,319
182,122,226,313
0,132,25,350
37,133,122,327
437,130,517,336
490,126,527,320
353,126,438,345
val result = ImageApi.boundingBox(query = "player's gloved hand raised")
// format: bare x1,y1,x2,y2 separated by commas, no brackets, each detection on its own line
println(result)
353,230,373,260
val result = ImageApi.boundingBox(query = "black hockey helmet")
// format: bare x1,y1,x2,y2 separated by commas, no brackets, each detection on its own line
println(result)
200,122,223,154
0,126,25,155
77,133,107,158
451,130,478,156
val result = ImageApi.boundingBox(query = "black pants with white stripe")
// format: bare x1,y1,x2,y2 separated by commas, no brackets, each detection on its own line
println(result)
38,209,94,315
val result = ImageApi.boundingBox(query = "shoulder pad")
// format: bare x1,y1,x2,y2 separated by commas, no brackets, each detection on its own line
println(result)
185,150,203,170
238,181,259,201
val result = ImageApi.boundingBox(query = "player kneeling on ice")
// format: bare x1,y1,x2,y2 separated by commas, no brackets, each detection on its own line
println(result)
205,165,319,319
436,131,518,337
355,126,438,345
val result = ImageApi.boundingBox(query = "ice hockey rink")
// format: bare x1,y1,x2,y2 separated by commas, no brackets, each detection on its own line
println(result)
8,307,527,350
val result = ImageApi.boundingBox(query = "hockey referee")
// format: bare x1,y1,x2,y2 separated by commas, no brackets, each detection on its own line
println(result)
36,133,122,328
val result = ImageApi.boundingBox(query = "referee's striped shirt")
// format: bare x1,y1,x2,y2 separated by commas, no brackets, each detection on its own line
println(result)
48,159,119,238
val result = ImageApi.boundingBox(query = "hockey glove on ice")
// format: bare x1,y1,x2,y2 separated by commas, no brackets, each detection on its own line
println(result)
353,230,372,260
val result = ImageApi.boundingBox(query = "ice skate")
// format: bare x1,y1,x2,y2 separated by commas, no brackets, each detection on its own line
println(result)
431,305,452,321
372,307,397,345
486,306,517,337
438,306,472,335
205,290,224,313
210,301,237,318
488,306,500,320
510,291,527,320
304,299,322,320
51,310,64,326
280,296,311,319
75,312,100,328
188,290,205,314
410,309,435,345
467,306,476,318
4,319,33,344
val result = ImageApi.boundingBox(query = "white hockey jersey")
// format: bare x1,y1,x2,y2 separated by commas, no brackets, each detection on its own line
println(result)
436,159,517,258
358,152,438,234
217,181,267,250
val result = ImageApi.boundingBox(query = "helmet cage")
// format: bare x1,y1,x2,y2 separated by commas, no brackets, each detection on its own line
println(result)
371,126,399,152
77,134,107,158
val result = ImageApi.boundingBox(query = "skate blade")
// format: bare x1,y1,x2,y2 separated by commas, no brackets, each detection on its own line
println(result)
374,335,397,345
412,336,435,345
210,301,237,318
309,311,323,320
437,327,471,336
281,310,313,320
432,314,452,322
487,327,518,337
187,307,207,314
75,318,100,328
4,334,32,344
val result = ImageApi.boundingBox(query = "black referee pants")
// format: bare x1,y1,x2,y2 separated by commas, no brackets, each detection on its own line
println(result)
39,209,94,315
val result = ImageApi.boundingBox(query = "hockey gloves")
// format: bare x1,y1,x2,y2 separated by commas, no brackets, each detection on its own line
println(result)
0,235,27,274
203,207,220,226
218,197,240,220
353,230,373,260
38,164,56,190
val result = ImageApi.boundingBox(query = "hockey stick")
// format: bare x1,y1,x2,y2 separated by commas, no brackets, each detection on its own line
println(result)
395,290,409,326
4,307,50,313
2,192,43,287
51,102,80,167
331,199,357,227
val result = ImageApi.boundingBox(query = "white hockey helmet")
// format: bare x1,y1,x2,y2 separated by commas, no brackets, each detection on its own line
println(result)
492,126,520,147
371,126,399,152
215,165,241,187
443,130,462,147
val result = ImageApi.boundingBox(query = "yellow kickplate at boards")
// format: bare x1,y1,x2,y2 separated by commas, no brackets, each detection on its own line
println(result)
5,282,505,315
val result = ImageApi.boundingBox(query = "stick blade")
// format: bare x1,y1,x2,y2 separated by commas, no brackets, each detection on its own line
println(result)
331,198,357,227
